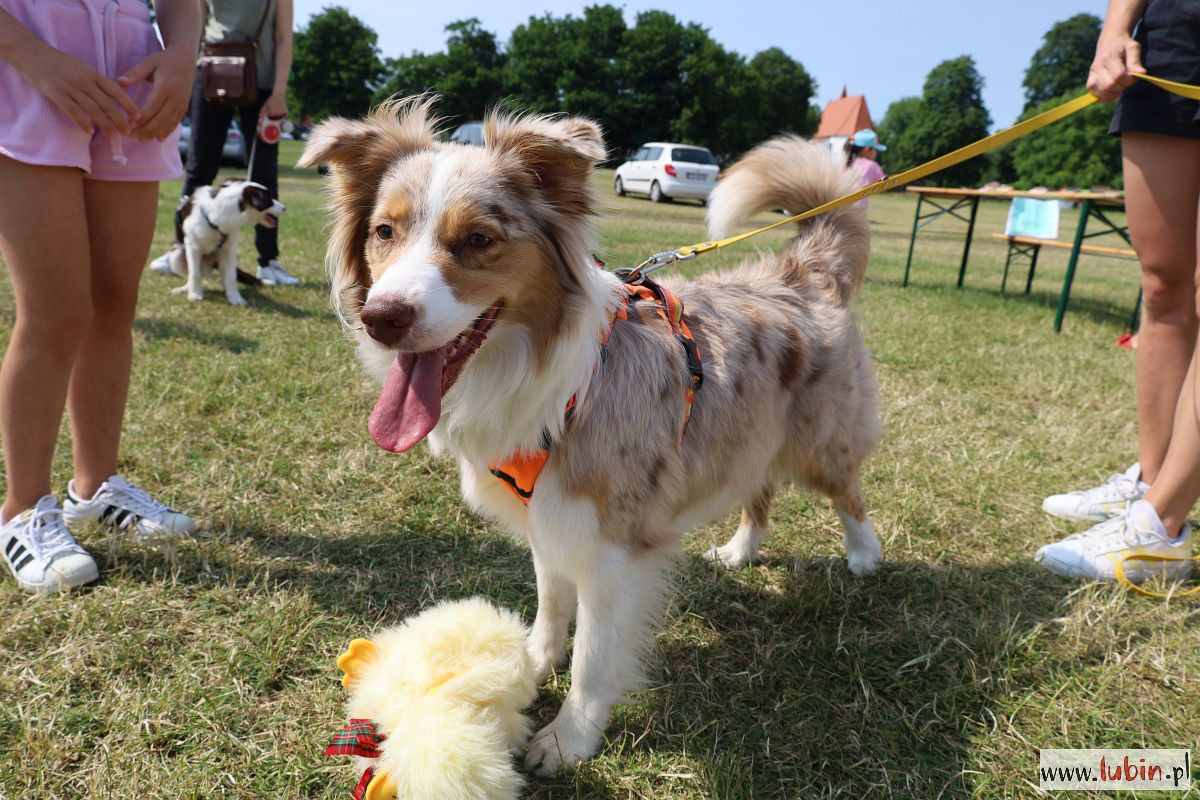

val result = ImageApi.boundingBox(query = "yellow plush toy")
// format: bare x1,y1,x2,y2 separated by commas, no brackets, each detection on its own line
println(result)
325,598,538,800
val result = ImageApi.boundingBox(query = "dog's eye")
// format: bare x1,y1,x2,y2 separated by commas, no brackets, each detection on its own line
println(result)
376,224,394,241
468,233,491,248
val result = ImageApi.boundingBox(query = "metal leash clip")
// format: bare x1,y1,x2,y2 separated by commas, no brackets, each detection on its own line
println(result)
614,249,696,284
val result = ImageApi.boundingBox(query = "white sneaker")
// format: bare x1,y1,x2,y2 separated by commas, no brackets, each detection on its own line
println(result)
149,252,173,275
257,260,301,286
1,495,99,593
63,475,196,539
1042,463,1149,523
1035,499,1193,583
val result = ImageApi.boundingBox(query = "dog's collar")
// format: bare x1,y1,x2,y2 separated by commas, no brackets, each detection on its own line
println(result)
199,208,229,249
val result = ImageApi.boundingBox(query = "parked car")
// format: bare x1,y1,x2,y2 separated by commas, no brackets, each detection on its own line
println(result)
450,121,485,146
177,121,248,167
613,142,720,204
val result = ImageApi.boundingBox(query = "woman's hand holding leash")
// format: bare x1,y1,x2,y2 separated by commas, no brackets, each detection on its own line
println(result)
1088,0,1148,102
1089,33,1146,102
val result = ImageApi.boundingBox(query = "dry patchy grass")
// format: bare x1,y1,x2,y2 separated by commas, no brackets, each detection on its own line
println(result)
1,141,1196,799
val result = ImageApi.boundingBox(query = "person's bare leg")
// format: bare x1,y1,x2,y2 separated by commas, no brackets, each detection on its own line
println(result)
1124,133,1200,483
0,157,92,520
67,179,158,498
1145,337,1200,537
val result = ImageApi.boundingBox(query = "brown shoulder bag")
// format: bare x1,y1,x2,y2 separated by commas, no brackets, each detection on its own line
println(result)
199,1,272,107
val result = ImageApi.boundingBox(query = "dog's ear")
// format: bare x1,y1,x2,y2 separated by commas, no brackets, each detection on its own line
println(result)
484,114,606,216
297,96,439,322
241,184,273,212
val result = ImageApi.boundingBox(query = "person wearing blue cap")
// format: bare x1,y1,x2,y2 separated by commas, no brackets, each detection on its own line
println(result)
844,129,887,204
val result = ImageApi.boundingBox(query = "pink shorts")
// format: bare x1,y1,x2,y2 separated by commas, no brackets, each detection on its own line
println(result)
0,0,182,181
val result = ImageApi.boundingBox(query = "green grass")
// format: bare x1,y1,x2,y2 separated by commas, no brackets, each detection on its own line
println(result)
1,140,1197,799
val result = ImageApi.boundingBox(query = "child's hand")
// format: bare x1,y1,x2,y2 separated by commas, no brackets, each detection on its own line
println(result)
18,43,140,138
120,44,194,141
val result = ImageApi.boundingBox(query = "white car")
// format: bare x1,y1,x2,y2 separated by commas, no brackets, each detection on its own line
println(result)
613,142,720,204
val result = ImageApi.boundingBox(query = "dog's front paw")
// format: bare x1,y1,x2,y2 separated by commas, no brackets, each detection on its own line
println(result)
846,540,882,577
181,288,204,302
703,542,758,568
523,715,602,777
226,293,247,306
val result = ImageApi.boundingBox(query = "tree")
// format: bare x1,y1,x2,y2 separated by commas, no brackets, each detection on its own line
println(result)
437,19,506,123
375,51,447,103
671,26,759,158
505,5,630,142
887,57,991,187
505,13,572,110
746,48,818,138
875,96,924,175
292,6,384,119
1022,14,1101,110
373,6,821,161
556,6,628,133
616,10,690,147
375,19,506,126
1011,90,1122,189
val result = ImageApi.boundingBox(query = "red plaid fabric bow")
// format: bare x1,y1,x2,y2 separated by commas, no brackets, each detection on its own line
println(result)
325,718,387,800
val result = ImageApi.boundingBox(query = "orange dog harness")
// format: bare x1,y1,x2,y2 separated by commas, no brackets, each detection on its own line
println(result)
488,276,702,505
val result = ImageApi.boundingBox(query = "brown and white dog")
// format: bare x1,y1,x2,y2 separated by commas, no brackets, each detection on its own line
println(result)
164,179,285,305
299,98,882,776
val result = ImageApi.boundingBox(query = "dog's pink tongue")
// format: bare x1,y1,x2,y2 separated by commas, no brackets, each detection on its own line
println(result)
369,351,445,452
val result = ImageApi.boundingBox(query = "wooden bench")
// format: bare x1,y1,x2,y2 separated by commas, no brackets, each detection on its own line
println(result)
991,233,1137,296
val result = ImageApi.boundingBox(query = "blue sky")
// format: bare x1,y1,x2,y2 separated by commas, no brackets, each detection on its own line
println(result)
294,1,1105,130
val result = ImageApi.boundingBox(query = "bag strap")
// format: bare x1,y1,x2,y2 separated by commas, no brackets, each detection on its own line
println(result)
252,0,272,44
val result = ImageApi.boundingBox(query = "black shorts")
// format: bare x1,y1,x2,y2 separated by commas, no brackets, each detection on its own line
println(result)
1109,0,1200,139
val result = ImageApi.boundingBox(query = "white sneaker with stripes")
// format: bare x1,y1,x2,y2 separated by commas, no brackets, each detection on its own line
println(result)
1,495,99,593
63,475,196,539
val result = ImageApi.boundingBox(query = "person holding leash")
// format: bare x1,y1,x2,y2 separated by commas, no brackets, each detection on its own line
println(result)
0,0,201,593
1036,0,1199,584
152,0,298,287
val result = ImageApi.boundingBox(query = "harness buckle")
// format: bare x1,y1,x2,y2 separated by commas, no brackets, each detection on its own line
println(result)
616,249,696,284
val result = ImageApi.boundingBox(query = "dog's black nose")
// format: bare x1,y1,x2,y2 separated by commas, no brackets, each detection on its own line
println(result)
360,297,417,347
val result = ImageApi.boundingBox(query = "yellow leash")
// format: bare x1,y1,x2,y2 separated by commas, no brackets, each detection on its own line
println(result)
1113,553,1200,599
624,73,1200,599
623,74,1200,281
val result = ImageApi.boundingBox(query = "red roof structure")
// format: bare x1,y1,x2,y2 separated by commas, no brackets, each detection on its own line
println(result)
814,87,874,140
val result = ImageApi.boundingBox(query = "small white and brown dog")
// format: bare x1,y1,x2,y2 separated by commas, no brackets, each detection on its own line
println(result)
300,98,882,775
163,179,285,305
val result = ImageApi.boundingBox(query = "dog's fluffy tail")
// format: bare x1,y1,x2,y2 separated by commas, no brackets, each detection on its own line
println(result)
706,136,870,303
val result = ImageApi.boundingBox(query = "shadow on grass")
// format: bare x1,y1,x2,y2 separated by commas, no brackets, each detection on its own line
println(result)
873,270,1138,331
133,317,260,353
100,522,1072,798
624,554,1074,797
242,288,327,319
